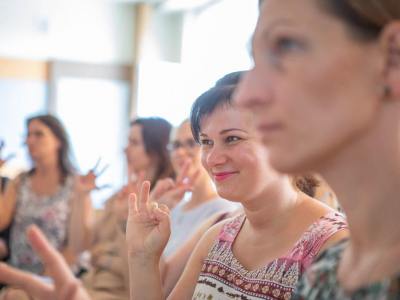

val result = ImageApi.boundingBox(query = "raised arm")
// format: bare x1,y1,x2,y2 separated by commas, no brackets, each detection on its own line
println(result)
67,173,95,255
0,178,18,231
127,181,226,300
126,181,170,300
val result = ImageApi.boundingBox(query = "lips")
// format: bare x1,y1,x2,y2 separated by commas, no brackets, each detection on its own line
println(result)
213,171,238,182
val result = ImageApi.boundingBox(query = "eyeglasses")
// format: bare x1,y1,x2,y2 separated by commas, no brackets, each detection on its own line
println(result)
167,139,199,152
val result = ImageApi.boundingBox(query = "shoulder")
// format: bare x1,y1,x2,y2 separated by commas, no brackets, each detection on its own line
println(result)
293,240,348,299
4,172,30,194
198,215,242,247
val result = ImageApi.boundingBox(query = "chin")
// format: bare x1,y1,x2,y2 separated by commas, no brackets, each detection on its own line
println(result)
269,151,316,174
215,187,243,203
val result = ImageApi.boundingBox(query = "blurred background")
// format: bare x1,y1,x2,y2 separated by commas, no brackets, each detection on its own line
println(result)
0,0,258,207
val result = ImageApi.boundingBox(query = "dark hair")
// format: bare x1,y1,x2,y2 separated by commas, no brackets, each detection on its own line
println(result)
318,0,400,41
190,85,236,144
191,71,247,141
130,117,174,185
293,174,320,198
27,114,75,182
215,71,246,87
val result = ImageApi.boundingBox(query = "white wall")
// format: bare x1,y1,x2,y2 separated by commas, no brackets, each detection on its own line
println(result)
0,0,136,63
137,0,259,126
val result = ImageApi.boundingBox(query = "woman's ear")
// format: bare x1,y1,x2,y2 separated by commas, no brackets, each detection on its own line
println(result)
381,21,400,99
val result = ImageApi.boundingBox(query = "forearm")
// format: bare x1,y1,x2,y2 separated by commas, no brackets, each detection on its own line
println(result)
116,226,131,294
0,183,16,231
68,193,94,254
129,256,165,300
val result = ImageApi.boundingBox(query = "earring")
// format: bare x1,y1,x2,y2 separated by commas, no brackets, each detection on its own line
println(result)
383,85,391,97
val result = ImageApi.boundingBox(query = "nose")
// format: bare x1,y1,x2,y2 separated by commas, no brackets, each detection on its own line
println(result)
234,68,272,111
203,145,227,170
25,134,34,146
173,145,190,159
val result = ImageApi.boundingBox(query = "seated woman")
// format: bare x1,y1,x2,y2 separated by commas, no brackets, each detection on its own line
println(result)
0,115,94,276
81,116,174,300
127,84,349,300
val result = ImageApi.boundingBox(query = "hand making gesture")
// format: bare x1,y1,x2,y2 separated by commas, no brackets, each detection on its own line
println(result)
0,225,91,300
75,157,110,196
150,160,200,210
126,181,171,260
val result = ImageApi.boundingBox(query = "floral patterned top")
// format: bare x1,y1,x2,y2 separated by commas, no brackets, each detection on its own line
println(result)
8,173,74,274
292,239,400,300
192,211,347,300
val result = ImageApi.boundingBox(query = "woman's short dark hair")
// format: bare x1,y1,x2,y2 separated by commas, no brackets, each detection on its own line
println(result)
215,71,246,87
27,114,75,182
190,85,236,144
130,117,174,185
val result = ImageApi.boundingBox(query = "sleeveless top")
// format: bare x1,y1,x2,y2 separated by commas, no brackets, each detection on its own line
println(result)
9,173,74,274
292,239,400,300
192,211,347,300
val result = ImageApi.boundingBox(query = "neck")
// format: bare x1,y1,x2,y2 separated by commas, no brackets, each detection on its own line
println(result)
33,156,60,176
144,165,158,184
243,176,299,231
319,105,400,254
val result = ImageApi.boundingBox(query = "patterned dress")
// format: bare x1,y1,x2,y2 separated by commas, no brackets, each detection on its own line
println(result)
192,211,347,300
8,173,74,274
292,240,400,300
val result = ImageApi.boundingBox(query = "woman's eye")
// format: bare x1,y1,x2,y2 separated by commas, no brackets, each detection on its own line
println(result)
200,139,213,146
226,136,241,143
273,36,303,54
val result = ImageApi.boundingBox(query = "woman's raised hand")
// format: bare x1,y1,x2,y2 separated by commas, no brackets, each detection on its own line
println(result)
75,157,110,196
150,160,200,210
126,181,171,260
0,225,91,300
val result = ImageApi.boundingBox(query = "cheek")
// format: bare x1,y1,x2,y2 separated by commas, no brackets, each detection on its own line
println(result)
280,50,378,139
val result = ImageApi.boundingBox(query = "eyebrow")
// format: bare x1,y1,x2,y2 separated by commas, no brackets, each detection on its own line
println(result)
200,128,248,137
250,18,295,57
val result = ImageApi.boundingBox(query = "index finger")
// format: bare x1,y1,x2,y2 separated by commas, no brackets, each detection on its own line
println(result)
91,157,102,172
26,225,75,285
176,159,191,184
